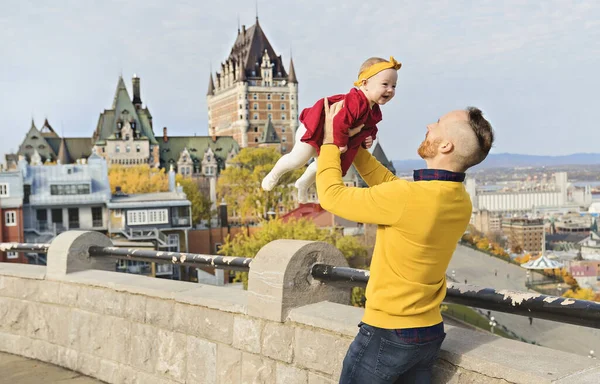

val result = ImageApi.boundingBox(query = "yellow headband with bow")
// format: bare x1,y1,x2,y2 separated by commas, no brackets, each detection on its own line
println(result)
353,56,402,87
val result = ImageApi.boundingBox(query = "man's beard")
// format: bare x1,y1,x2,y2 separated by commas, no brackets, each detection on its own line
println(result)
417,138,441,159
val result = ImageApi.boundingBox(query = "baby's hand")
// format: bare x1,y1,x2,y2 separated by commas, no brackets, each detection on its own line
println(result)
339,145,348,153
364,136,373,149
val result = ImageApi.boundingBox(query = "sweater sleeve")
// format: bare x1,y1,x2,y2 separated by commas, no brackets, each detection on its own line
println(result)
353,147,398,187
317,145,408,225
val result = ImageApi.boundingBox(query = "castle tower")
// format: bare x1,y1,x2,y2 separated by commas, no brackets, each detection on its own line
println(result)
206,17,299,154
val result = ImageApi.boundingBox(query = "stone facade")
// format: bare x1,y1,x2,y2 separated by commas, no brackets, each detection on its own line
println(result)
1,232,599,383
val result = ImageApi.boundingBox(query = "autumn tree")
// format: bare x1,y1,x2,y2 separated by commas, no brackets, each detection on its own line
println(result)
108,165,168,194
216,148,304,222
562,288,597,301
219,217,368,306
176,175,213,226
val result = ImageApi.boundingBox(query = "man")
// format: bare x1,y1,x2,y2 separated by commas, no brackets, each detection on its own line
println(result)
316,100,494,383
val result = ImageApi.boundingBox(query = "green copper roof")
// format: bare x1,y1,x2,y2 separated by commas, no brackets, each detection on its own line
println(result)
159,136,239,172
93,77,158,145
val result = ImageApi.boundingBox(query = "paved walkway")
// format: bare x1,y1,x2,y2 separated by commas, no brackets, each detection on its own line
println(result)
0,352,103,384
449,244,600,357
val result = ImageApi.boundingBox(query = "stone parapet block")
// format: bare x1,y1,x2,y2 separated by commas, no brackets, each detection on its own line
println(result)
46,231,114,278
248,240,350,322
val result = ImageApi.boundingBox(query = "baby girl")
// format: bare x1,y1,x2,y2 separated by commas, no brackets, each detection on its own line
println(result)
261,56,401,202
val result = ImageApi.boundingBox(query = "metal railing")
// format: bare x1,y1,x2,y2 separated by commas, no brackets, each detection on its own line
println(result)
2,242,600,329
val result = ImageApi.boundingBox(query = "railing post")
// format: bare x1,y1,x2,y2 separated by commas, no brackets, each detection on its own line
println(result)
247,240,350,322
46,230,114,278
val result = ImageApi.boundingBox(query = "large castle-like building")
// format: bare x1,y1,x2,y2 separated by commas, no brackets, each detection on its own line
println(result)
207,17,298,154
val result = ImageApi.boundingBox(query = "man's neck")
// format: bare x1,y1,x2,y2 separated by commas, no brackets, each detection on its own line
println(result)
424,159,463,173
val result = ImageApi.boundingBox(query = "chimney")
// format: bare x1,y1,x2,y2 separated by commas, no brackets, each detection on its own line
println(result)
132,75,142,108
163,127,168,143
242,25,246,35
211,127,217,142
219,199,229,228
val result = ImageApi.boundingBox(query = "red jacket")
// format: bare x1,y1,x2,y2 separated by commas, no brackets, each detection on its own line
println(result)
299,88,381,175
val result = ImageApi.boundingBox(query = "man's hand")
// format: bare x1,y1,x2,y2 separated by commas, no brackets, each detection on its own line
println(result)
364,136,374,149
323,98,345,146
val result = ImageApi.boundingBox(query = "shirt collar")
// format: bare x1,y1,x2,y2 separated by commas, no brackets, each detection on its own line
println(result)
413,169,466,182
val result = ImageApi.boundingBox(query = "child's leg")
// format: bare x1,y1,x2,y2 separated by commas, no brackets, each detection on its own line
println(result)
262,124,316,191
295,160,317,203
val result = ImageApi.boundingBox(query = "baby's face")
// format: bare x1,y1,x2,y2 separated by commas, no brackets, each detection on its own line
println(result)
364,69,397,105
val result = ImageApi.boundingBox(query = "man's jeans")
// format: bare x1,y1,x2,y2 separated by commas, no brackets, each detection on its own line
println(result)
339,322,445,384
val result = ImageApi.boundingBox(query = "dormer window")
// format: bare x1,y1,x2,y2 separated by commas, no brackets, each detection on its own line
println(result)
31,136,39,140
207,155,211,162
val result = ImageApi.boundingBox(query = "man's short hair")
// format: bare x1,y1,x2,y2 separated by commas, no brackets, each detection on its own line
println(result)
358,57,387,77
464,107,494,168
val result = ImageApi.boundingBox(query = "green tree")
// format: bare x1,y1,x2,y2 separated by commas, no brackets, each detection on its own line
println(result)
216,148,304,222
176,176,213,226
219,218,368,306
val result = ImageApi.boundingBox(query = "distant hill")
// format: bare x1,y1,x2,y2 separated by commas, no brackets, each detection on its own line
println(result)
392,153,600,172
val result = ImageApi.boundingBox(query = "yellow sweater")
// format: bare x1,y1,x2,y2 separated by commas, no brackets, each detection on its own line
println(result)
316,145,472,329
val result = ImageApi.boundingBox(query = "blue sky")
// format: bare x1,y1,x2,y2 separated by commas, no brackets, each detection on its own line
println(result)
1,0,599,161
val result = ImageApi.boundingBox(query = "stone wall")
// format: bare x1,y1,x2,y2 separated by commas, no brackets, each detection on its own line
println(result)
0,231,599,383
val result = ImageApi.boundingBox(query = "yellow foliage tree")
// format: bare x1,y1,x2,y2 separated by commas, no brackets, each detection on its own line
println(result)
514,253,531,264
563,288,596,301
108,165,169,194
475,238,489,251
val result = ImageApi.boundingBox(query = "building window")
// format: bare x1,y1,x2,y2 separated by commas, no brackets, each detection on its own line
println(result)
254,127,258,133
126,146,131,153
282,136,287,143
268,113,272,120
239,104,242,109
23,185,30,204
116,146,120,153
92,207,103,227
136,145,140,153
282,146,287,152
291,95,295,100
6,252,18,259
254,114,258,120
255,137,259,143
50,184,90,195
5,211,16,226
68,208,80,229
267,94,271,100
102,147,105,153
125,135,130,141
253,103,258,110
267,104,272,110
239,115,243,120
282,114,286,120
127,209,168,225
253,94,257,100
281,103,285,110
0,183,8,196
280,94,285,100
113,209,122,217
281,127,286,133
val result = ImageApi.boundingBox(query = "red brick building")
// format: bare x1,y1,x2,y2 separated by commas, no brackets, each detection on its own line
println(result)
0,171,26,263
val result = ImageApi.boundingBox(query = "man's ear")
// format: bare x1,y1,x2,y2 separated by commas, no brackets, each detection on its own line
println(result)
439,140,454,155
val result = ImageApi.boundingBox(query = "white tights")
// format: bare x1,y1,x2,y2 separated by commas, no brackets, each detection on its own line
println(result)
261,124,318,203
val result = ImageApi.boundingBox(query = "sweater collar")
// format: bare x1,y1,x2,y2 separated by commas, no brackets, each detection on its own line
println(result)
413,169,465,182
